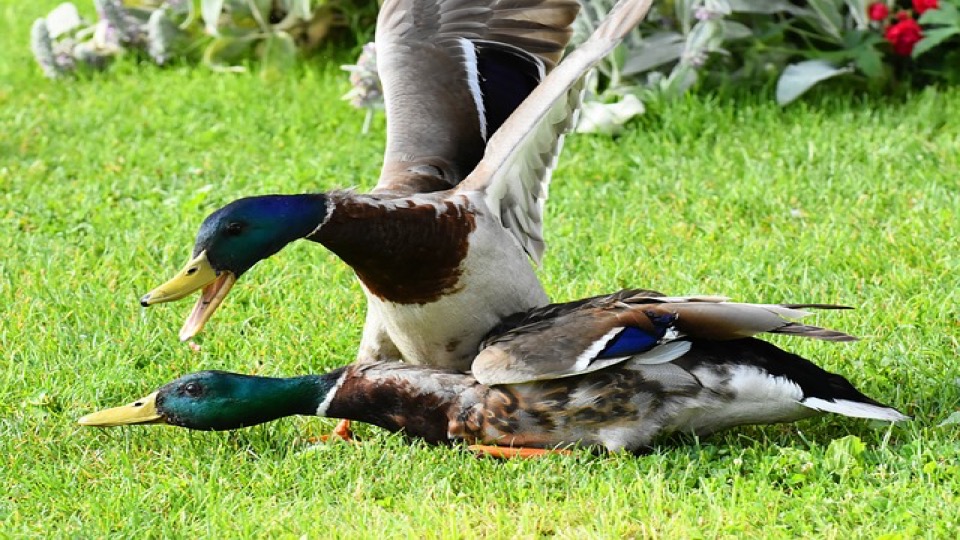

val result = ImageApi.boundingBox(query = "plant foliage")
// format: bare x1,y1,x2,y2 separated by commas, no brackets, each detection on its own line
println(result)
30,0,378,78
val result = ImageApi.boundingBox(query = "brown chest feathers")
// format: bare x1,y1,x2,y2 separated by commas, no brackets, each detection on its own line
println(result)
324,365,475,444
313,196,477,304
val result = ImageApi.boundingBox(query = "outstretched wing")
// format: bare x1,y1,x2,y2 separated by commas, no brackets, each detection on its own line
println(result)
455,0,655,262
472,290,856,385
374,0,579,194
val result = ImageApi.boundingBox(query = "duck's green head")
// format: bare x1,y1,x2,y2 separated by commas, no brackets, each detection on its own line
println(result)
139,195,328,341
78,370,336,431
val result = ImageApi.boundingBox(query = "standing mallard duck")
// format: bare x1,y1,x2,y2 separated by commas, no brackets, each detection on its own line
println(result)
81,291,908,455
138,0,656,371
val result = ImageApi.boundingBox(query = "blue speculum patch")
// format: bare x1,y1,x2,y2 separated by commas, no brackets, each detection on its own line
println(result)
596,327,660,358
596,312,677,358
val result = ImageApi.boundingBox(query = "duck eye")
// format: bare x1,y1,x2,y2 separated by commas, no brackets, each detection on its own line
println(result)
225,222,244,235
183,382,202,397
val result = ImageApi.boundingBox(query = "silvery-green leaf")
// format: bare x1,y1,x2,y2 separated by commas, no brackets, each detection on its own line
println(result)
279,0,312,21
201,0,225,35
273,0,314,29
722,20,753,41
73,41,113,70
92,19,123,52
260,31,297,81
704,0,732,16
94,0,143,44
147,8,182,65
805,0,844,42
622,32,684,75
31,19,64,78
675,0,697,34
776,60,852,105
939,411,960,427
46,3,82,39
844,0,869,29
662,63,698,95
728,0,807,15
686,19,724,53
575,93,645,135
241,0,273,30
122,7,155,25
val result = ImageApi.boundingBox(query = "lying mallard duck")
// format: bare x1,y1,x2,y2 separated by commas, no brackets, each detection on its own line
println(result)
138,0,655,371
81,291,908,455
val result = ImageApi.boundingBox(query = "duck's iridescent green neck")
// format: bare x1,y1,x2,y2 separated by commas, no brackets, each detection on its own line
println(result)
156,370,344,431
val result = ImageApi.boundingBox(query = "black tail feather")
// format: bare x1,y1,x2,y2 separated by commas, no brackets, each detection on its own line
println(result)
773,323,859,342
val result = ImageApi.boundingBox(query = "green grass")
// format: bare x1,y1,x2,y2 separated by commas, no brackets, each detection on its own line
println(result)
3,2,960,538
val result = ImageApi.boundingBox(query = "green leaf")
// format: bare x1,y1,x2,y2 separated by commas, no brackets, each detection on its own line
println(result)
279,0,312,21
240,0,274,31
662,63,699,95
674,0,696,34
939,411,960,427
721,20,754,41
686,19,724,54
912,27,960,58
844,0,869,29
728,0,808,16
918,4,960,27
259,31,297,81
824,435,866,473
622,32,684,75
805,0,844,42
776,60,853,105
842,27,881,49
202,35,256,71
854,45,884,79
147,8,183,65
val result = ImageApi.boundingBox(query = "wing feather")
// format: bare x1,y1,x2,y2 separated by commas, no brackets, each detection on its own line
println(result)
456,0,655,262
374,0,578,193
472,289,857,385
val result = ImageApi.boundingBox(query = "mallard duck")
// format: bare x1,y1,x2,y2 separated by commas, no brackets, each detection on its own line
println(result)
81,291,908,455
139,0,655,371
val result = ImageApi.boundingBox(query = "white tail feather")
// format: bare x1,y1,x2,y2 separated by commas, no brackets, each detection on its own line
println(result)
802,397,910,422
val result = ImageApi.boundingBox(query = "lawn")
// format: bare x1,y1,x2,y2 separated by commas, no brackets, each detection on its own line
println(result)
2,2,960,538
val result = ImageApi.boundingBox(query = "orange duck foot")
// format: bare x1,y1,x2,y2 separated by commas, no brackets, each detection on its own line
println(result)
467,444,573,459
315,419,357,444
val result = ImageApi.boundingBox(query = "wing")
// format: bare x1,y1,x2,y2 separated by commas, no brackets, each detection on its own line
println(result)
454,0,655,263
374,0,579,194
472,291,857,386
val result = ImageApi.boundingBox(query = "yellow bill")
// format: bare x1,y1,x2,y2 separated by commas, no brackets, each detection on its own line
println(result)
77,391,166,427
139,250,237,342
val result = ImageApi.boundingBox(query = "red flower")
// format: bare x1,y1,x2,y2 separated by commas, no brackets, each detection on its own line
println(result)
885,17,923,56
912,0,939,15
867,2,889,21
